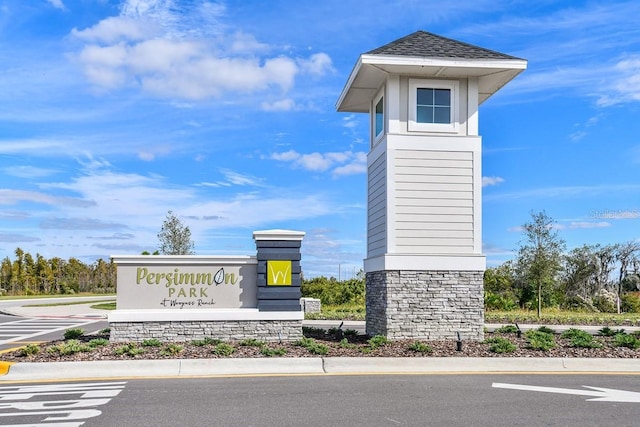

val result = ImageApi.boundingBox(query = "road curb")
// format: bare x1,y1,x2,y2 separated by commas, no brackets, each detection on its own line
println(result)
1,357,639,381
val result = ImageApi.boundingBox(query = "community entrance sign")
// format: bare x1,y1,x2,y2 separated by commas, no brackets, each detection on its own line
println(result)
108,230,305,342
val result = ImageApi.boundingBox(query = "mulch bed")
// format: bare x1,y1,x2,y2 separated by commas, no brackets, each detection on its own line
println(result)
3,327,640,363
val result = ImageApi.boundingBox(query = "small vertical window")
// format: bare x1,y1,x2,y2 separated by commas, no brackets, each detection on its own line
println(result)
375,96,384,137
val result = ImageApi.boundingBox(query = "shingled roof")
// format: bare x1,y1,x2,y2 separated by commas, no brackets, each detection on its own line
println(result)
337,30,527,112
366,30,522,61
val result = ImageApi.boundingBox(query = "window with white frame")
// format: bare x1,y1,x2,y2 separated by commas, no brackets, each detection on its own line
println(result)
373,90,384,143
408,79,459,133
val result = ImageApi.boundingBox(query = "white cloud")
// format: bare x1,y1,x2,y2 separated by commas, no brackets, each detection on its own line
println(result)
71,17,154,43
3,166,58,178
70,4,332,102
270,150,300,162
219,169,264,187
261,98,296,111
569,221,611,229
598,55,640,106
46,0,65,10
0,189,94,208
485,184,640,201
270,150,367,177
482,176,505,187
298,53,334,76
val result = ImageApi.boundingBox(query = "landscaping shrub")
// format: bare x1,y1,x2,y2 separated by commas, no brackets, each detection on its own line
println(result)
525,330,555,351
536,326,555,334
160,344,183,356
494,325,518,334
239,338,266,347
484,291,518,311
212,343,236,356
621,292,640,313
88,338,109,347
49,340,92,356
63,328,85,340
295,337,329,355
114,343,145,356
19,343,40,357
599,326,625,337
192,337,221,346
142,339,162,347
408,341,433,354
261,347,287,357
560,329,601,348
484,337,517,354
614,333,640,349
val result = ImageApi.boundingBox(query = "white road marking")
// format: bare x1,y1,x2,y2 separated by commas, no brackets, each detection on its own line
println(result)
0,381,126,426
493,382,640,402
0,319,101,345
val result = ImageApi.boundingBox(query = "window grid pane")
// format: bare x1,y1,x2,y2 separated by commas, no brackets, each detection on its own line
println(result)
416,88,451,124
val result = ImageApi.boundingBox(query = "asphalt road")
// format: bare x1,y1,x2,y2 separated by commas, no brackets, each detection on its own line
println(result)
1,374,639,426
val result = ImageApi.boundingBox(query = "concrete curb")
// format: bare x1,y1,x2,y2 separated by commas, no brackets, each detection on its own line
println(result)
1,357,639,381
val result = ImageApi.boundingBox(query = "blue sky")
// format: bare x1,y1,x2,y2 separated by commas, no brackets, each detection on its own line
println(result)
1,0,639,278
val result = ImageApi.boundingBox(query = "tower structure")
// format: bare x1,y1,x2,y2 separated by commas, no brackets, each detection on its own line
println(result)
336,31,526,340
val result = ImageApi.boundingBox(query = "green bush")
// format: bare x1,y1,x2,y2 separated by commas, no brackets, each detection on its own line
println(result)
192,337,221,346
49,340,92,355
239,338,266,348
484,291,518,311
261,347,287,357
295,337,329,355
614,333,640,349
160,344,183,356
561,329,601,348
301,275,365,306
494,325,518,334
598,326,626,337
88,338,109,347
537,326,555,334
63,328,85,340
485,337,517,354
19,343,41,357
339,338,357,349
368,335,388,349
621,293,640,313
114,343,145,356
525,330,555,351
142,339,162,347
408,341,433,354
212,343,236,356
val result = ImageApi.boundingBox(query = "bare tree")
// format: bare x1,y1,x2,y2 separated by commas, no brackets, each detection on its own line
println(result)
157,211,195,255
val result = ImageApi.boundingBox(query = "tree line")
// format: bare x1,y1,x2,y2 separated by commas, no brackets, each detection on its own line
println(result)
0,248,116,296
485,211,640,314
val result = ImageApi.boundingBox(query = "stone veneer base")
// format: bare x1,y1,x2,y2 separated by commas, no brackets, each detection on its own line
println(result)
108,309,304,342
366,270,484,341
109,320,303,343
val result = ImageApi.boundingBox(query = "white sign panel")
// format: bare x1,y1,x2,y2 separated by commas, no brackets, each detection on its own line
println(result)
113,256,257,310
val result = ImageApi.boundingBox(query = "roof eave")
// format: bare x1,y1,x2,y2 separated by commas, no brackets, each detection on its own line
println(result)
336,53,527,113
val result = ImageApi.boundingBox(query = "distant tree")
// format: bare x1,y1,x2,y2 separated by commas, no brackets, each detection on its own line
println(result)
514,211,566,317
157,211,195,255
613,241,640,313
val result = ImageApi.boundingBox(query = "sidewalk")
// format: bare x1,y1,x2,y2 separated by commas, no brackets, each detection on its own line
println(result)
1,301,639,380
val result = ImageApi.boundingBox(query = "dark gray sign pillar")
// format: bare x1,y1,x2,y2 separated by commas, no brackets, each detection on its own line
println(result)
253,230,305,311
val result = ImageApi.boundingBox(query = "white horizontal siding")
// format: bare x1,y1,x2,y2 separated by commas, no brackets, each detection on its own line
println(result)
368,154,387,257
393,149,475,254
